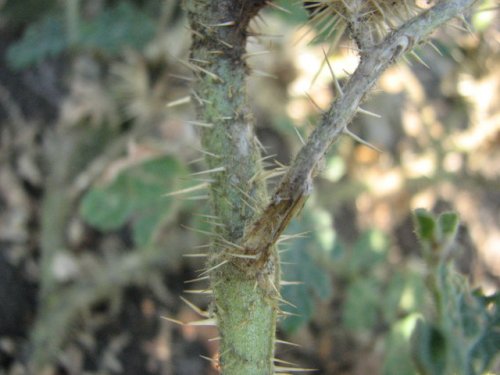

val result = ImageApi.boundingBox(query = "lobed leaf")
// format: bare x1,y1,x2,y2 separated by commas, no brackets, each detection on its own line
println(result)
80,155,185,247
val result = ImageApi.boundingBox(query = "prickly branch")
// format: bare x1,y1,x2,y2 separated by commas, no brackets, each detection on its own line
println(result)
184,1,278,374
183,0,478,374
238,0,480,274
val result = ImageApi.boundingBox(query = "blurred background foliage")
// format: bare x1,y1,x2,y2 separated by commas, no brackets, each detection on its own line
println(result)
0,0,499,374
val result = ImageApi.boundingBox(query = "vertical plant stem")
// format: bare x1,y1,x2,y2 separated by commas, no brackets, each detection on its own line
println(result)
34,125,115,368
184,1,278,374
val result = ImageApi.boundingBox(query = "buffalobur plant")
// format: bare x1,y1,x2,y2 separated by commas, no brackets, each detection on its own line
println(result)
173,0,494,374
412,209,500,375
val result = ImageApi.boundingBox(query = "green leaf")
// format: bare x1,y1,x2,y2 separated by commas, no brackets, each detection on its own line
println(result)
7,2,155,70
411,319,447,375
7,15,67,69
413,209,437,243
132,209,167,248
80,156,185,246
280,207,335,333
460,291,500,374
342,278,380,332
79,2,155,56
437,212,459,240
80,185,134,230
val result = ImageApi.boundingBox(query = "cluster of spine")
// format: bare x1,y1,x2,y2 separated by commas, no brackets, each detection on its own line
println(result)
305,0,433,45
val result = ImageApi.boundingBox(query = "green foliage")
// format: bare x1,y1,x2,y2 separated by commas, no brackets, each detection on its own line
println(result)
465,291,500,374
461,288,500,374
381,272,429,375
334,229,390,332
438,212,459,239
342,278,380,332
80,156,185,247
411,275,500,375
280,205,334,333
7,2,156,70
413,209,459,265
414,209,459,245
388,271,427,317
78,3,156,56
293,208,490,375
409,210,500,375
340,230,424,338
383,314,420,375
414,208,438,244
7,16,67,70
411,320,448,375
348,229,389,275
379,210,500,375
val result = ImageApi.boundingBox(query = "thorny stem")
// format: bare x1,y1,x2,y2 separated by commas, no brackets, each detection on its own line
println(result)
184,1,277,374
184,0,478,374
240,0,479,267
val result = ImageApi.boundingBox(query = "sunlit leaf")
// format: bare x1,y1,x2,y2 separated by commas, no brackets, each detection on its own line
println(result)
472,0,496,31
383,271,427,324
383,314,420,375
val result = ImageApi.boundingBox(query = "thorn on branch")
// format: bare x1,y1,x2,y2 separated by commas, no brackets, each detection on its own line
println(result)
343,127,382,153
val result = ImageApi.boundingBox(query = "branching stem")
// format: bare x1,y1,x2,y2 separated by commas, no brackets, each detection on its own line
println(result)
184,1,478,374
240,0,479,267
